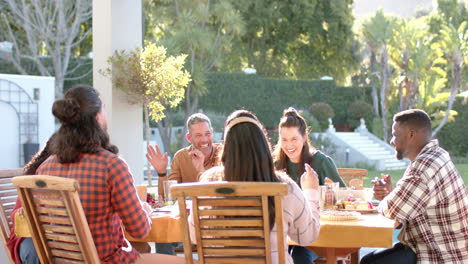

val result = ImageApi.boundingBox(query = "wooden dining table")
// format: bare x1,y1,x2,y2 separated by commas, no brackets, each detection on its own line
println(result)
126,210,395,264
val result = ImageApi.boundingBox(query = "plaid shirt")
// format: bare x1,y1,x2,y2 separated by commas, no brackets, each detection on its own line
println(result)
379,140,468,263
37,148,151,263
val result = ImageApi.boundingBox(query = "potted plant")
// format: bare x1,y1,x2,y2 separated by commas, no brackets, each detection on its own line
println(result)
101,43,190,186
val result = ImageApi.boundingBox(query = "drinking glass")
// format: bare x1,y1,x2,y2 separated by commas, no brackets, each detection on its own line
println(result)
163,180,177,205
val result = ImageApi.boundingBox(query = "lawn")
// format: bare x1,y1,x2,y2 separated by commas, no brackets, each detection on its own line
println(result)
365,163,468,188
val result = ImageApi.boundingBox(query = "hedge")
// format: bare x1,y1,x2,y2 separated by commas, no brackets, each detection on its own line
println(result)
199,72,372,128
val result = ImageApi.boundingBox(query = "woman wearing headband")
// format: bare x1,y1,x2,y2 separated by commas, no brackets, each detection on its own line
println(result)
273,107,345,263
189,110,320,264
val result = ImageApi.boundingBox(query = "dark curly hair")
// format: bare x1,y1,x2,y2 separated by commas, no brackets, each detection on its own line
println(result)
51,85,118,163
23,133,56,175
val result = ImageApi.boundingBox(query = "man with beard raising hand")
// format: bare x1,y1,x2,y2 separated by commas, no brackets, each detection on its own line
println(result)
146,113,222,255
147,113,222,199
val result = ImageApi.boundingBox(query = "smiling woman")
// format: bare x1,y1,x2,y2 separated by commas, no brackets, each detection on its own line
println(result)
272,107,346,264
273,107,345,188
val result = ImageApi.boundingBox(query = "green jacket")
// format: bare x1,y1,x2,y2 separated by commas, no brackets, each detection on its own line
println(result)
287,150,345,188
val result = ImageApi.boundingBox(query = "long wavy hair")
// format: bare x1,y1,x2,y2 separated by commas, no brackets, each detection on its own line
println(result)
222,110,279,230
23,133,56,175
51,85,118,163
273,107,315,176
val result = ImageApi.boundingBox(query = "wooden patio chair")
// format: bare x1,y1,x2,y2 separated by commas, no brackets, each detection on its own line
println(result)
171,181,288,264
12,175,100,263
337,168,368,187
0,168,23,264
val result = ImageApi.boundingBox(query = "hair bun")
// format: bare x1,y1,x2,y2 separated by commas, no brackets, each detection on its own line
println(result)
283,107,299,117
52,98,81,124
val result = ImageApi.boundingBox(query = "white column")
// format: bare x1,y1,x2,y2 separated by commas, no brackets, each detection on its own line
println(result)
92,0,143,183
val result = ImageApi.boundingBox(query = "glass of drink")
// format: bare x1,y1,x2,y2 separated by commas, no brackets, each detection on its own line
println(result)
163,180,177,205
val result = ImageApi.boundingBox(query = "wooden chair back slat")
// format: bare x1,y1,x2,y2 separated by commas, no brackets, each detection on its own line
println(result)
0,168,23,264
200,228,264,237
13,175,100,264
198,208,263,216
172,181,288,264
337,168,368,187
202,238,265,247
48,241,81,251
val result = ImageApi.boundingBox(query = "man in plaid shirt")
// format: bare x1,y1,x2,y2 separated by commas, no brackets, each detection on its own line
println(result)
362,109,468,264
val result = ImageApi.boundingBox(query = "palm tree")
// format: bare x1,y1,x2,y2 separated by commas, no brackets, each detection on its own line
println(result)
362,10,396,141
433,21,468,136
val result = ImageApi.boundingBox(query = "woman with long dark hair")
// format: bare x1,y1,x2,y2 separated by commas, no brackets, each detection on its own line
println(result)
189,110,320,264
273,107,345,187
273,107,345,263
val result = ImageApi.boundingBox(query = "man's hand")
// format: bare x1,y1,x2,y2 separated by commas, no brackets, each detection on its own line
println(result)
371,173,393,200
146,144,168,174
300,163,319,190
189,148,205,173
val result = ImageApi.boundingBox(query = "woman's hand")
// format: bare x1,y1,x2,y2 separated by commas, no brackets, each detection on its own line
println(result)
300,163,319,190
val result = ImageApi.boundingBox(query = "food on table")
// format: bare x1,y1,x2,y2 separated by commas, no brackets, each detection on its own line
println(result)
147,193,164,208
335,198,374,211
320,210,361,221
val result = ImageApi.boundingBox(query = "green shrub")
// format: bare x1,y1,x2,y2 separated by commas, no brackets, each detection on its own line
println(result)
348,100,374,129
309,102,335,131
371,117,383,139
311,133,337,156
437,96,468,157
299,109,322,133
204,110,227,132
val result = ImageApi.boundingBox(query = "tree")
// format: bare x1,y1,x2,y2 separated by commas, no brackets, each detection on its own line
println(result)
226,0,357,83
102,43,191,185
389,18,445,110
432,21,468,136
361,10,397,141
145,0,245,146
0,0,92,98
437,0,468,29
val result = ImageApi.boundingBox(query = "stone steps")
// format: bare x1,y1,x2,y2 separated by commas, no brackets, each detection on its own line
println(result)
333,132,407,170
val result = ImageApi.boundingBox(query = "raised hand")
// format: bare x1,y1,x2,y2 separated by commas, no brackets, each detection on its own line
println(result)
371,173,393,200
146,144,168,174
189,148,205,173
300,163,319,190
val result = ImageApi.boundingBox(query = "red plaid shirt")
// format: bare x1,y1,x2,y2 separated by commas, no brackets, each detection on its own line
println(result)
37,148,151,263
379,140,468,263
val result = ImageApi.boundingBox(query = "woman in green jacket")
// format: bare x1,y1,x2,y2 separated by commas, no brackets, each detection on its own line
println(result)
273,107,345,264
273,107,345,188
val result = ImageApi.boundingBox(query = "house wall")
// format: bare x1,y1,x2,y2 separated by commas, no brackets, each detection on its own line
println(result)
0,74,55,169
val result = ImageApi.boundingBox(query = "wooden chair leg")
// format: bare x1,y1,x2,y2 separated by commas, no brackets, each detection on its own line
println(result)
350,251,359,264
